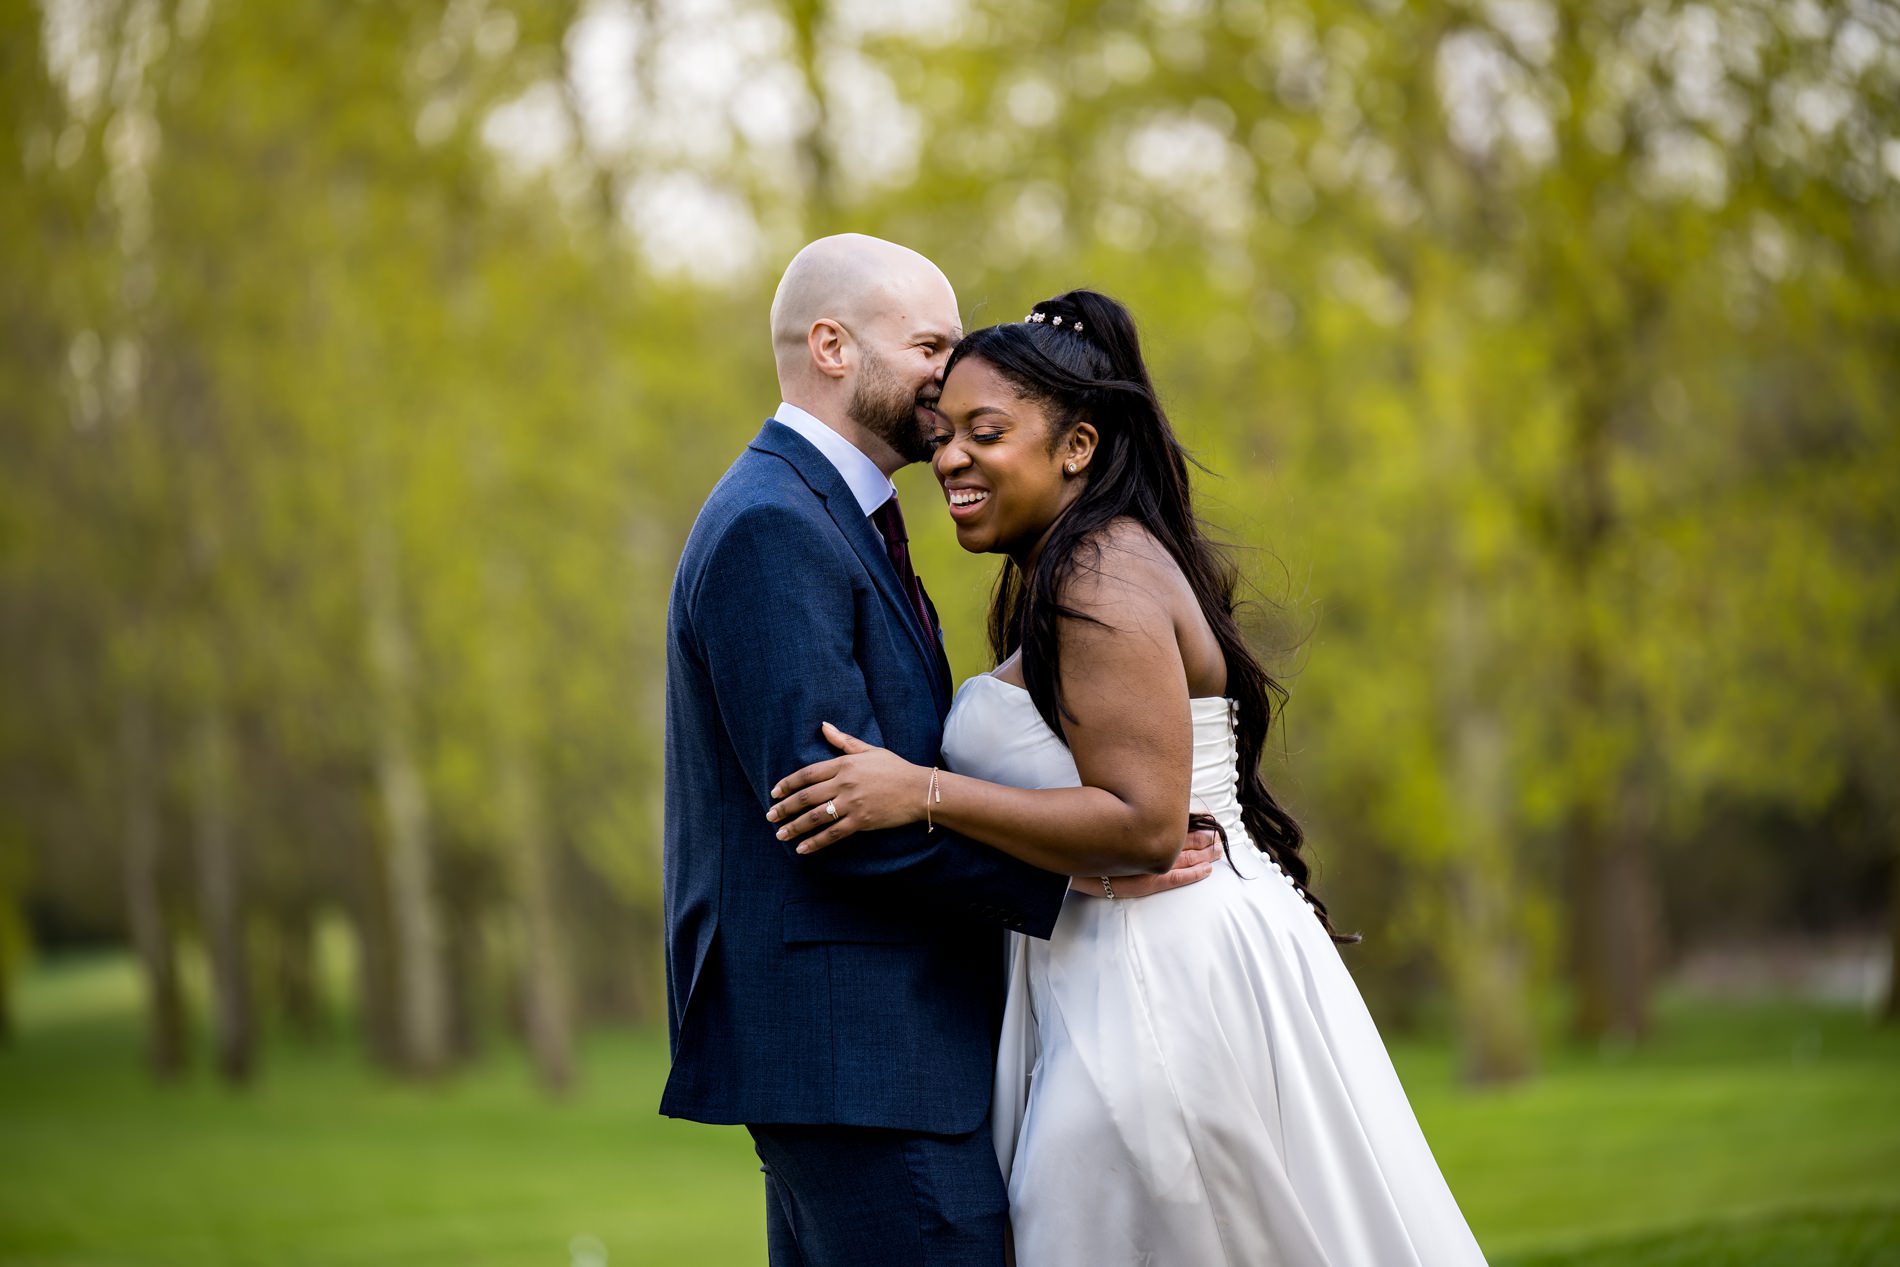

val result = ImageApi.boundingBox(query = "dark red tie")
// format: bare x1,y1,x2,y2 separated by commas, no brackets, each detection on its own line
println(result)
870,494,934,641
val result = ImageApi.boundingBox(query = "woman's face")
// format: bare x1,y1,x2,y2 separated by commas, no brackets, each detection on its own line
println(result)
929,356,1095,560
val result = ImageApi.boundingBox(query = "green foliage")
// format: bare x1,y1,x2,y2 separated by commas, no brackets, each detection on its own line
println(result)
0,0,1894,1079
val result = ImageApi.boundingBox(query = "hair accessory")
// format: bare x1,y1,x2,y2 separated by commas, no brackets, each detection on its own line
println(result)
1025,310,1084,334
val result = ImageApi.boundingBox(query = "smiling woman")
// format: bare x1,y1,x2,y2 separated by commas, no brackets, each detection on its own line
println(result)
930,357,1095,558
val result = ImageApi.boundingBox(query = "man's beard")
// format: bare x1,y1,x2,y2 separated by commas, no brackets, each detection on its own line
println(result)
848,346,936,465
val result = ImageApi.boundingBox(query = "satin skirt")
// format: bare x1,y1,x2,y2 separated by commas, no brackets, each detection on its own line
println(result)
991,834,1490,1267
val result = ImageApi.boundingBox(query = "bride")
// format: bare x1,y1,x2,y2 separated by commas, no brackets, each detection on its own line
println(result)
766,290,1488,1266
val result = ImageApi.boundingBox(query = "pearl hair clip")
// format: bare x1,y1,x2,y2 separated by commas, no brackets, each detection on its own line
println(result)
1026,310,1083,333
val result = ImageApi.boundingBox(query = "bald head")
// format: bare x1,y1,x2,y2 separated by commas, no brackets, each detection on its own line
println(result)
770,234,959,389
766,234,962,473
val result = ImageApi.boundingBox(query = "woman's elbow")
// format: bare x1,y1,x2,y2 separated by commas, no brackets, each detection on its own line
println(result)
1092,798,1183,873
1130,825,1182,874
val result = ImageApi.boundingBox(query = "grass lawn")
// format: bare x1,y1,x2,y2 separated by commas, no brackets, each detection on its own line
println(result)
1,952,1896,1266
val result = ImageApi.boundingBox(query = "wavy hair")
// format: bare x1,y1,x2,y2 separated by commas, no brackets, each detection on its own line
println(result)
945,289,1357,944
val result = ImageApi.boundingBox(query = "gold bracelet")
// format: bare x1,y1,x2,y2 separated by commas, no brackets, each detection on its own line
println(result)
926,767,942,831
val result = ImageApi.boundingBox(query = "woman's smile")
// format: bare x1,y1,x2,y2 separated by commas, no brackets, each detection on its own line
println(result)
945,484,991,519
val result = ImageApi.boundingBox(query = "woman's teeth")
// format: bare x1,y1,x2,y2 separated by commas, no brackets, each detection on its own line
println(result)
949,489,989,507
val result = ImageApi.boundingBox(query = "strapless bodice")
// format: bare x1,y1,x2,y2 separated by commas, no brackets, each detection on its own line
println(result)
941,673,1246,839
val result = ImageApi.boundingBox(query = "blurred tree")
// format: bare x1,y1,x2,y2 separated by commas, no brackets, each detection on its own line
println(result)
4,0,1894,1091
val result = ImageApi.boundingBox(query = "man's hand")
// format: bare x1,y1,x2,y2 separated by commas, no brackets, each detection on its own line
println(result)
1071,826,1224,899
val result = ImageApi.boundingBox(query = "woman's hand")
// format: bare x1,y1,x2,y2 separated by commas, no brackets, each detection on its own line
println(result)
768,722,931,854
1073,827,1224,897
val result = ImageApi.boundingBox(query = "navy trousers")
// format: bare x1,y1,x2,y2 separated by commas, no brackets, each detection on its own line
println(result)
747,1118,1009,1266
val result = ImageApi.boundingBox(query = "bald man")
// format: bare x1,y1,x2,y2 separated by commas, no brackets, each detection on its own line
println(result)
659,236,1204,1265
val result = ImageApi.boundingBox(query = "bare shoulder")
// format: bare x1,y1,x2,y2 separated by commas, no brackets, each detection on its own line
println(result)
1094,516,1178,573
1056,517,1185,623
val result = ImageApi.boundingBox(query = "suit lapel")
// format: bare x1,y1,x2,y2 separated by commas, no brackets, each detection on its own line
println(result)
917,579,954,715
750,421,950,709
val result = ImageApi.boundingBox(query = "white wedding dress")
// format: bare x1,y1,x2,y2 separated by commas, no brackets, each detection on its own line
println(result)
942,673,1489,1267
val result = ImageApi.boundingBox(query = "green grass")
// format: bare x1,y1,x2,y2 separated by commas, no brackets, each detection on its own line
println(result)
1,953,1896,1265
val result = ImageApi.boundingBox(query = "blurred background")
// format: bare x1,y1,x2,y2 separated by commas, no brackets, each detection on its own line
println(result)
1,0,1897,1263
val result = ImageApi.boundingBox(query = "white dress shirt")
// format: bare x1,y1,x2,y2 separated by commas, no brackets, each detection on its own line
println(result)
774,401,896,517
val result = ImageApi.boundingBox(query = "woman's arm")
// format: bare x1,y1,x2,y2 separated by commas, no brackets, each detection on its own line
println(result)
768,528,1197,876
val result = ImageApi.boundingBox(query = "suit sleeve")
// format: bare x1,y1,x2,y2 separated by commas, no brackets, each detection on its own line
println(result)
686,500,1068,938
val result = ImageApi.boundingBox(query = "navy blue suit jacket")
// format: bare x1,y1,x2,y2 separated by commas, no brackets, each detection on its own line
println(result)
660,420,1069,1133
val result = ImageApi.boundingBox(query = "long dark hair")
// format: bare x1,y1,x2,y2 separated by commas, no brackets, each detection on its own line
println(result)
947,289,1358,945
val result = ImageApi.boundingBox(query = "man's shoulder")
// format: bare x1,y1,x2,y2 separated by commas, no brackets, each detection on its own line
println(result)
693,450,827,545
675,450,845,607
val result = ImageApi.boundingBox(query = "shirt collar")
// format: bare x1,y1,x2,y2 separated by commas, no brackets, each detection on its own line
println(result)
774,401,897,517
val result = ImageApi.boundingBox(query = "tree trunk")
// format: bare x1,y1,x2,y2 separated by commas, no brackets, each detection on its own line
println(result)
1607,780,1660,1039
1389,165,1536,1084
1885,875,1899,1023
784,0,837,226
273,898,323,1041
499,737,574,1095
191,696,254,1085
121,689,187,1078
441,850,488,1062
621,906,664,1025
1441,583,1536,1086
483,540,574,1093
1545,4,1664,1048
1559,349,1659,1045
0,883,19,1044
1559,399,1616,1043
361,515,449,1076
1562,780,1614,1040
346,817,403,1070
1884,806,1899,1023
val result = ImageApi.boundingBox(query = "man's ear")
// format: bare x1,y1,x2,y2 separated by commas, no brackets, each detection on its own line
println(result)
809,319,850,380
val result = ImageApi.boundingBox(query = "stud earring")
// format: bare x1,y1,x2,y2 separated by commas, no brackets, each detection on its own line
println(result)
1066,461,1077,474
